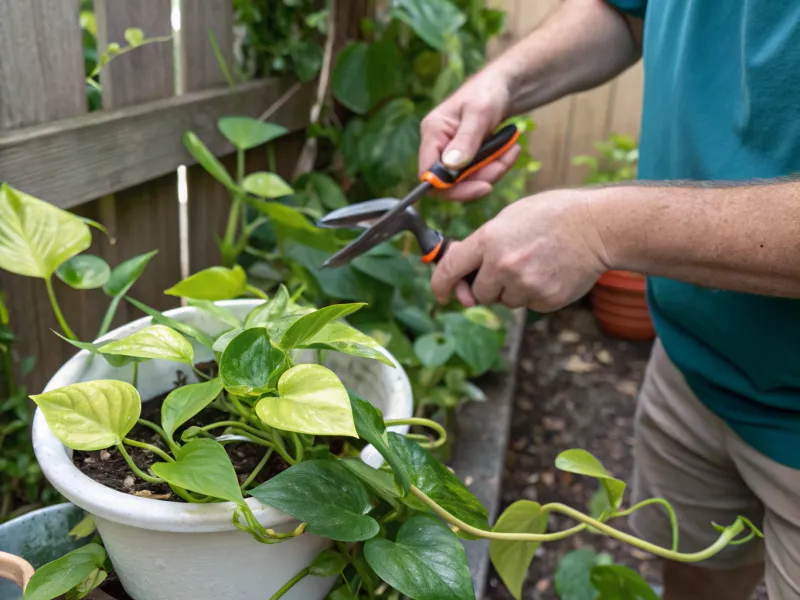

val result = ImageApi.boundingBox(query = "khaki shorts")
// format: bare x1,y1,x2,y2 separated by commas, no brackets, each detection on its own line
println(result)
630,341,800,599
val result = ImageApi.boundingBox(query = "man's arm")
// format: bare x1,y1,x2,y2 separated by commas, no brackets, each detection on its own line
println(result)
430,180,800,310
419,0,642,201
594,180,800,298
496,0,642,116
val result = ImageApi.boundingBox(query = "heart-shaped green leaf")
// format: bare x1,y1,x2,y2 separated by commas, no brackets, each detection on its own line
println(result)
54,332,138,368
125,297,215,350
327,586,358,600
349,392,410,492
440,312,500,376
103,250,158,297
183,131,237,191
389,432,489,532
490,500,548,600
99,325,194,365
242,172,293,198
340,458,403,506
245,285,290,327
590,565,660,600
301,322,394,367
256,364,357,437
220,328,286,396
296,172,348,210
218,117,288,151
164,265,247,301
309,549,348,578
212,328,243,354
124,26,144,46
390,0,467,51
151,438,243,504
332,40,403,115
364,514,474,600
556,449,625,512
249,459,379,542
0,184,91,278
555,549,613,600
413,332,456,368
278,303,366,350
31,380,141,451
55,254,110,290
23,544,106,600
161,378,223,440
188,300,242,328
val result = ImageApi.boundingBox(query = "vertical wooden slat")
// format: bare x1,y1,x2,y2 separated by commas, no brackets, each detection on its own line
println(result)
606,62,645,139
93,0,181,322
182,0,236,273
0,0,87,392
563,83,615,185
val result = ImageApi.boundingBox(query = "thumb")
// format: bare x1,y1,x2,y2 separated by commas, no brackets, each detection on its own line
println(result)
441,104,496,169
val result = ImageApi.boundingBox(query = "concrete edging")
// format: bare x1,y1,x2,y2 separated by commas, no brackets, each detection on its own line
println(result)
450,308,527,598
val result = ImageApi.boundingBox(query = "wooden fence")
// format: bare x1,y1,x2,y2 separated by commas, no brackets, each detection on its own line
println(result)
490,0,644,190
0,0,319,391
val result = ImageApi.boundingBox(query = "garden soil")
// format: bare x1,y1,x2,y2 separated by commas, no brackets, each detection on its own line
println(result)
485,306,768,600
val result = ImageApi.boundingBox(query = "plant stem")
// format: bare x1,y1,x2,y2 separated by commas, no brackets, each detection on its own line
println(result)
270,567,310,600
223,195,242,265
386,417,447,449
97,295,123,338
612,497,680,551
137,419,181,456
241,448,274,491
123,438,174,463
45,277,77,340
289,432,304,463
132,361,139,389
408,486,747,562
237,148,245,184
192,365,211,381
246,284,270,300
116,443,165,484
267,144,277,174
202,420,271,441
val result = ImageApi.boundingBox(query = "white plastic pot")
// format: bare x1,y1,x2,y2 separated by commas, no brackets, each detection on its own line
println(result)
32,300,413,600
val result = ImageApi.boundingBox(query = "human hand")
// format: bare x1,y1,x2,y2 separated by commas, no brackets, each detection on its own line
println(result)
431,189,612,310
419,72,521,202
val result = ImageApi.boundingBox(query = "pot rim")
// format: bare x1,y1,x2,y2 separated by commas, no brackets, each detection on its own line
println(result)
32,300,413,533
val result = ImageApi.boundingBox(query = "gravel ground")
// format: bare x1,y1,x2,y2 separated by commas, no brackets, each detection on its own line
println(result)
485,306,767,600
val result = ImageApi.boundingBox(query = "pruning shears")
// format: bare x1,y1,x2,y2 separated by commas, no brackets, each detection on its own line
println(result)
318,123,520,286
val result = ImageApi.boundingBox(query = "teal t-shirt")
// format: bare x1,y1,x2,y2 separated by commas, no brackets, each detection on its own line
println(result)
607,1,800,467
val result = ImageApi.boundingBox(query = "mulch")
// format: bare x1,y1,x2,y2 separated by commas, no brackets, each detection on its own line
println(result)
484,306,768,600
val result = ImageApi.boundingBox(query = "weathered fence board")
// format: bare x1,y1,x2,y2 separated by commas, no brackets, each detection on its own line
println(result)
182,0,239,273
0,0,89,391
92,0,181,324
0,80,313,210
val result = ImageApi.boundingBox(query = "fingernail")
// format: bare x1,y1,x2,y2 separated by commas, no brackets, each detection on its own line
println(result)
443,150,464,168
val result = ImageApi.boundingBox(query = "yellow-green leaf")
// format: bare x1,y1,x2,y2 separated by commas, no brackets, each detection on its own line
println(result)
164,265,247,301
31,381,141,451
255,364,357,437
242,172,293,199
555,449,626,512
489,500,547,600
0,184,91,278
99,325,194,365
161,378,224,439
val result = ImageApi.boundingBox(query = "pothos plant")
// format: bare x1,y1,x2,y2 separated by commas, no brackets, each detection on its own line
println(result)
183,114,515,457
1,184,762,600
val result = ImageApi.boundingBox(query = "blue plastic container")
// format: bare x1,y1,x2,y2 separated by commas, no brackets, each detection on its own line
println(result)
0,504,85,599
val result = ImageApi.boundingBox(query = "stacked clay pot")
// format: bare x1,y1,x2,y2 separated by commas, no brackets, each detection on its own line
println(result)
590,271,655,341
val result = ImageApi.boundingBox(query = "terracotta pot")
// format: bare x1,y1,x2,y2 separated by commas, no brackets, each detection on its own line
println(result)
591,271,655,341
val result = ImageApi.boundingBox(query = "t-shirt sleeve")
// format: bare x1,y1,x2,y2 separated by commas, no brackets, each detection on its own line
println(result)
605,0,647,19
